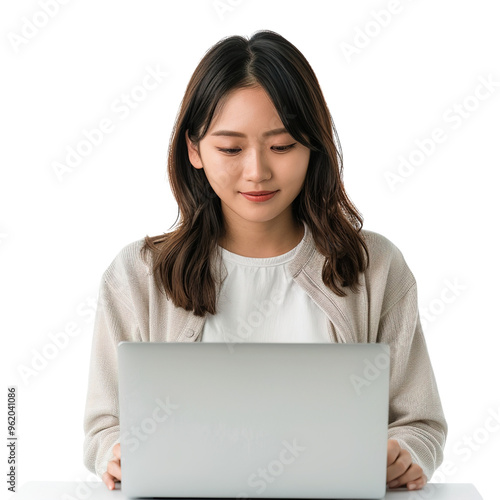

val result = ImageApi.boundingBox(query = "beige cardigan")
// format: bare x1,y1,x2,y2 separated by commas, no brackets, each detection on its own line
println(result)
83,227,447,481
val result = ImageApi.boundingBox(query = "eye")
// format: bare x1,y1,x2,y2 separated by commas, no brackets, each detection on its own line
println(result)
216,143,297,155
217,148,241,155
273,143,297,152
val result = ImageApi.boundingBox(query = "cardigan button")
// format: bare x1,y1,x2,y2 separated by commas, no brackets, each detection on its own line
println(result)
186,328,195,338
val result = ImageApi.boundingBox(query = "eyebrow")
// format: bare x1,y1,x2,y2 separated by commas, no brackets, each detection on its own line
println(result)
210,127,289,138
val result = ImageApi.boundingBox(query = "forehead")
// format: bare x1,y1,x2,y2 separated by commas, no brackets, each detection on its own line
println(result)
207,86,289,138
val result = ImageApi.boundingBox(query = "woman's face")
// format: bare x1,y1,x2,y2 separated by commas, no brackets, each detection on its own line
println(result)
186,86,310,227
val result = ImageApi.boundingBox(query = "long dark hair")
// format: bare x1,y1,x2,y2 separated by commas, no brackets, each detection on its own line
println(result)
141,30,369,317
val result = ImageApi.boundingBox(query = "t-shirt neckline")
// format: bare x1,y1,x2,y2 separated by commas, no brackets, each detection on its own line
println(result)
218,222,308,267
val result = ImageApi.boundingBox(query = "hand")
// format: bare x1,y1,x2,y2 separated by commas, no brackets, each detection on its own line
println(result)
386,439,427,491
102,443,121,490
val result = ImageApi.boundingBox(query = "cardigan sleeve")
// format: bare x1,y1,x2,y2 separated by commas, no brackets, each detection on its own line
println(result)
379,281,448,482
82,262,139,479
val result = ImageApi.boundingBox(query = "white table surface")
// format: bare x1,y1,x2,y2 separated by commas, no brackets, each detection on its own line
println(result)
11,481,483,499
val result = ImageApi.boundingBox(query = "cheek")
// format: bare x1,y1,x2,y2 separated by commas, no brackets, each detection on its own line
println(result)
205,160,239,193
297,151,310,181
299,148,311,169
282,152,310,184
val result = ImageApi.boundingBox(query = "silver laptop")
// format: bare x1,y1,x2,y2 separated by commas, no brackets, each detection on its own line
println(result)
117,342,390,499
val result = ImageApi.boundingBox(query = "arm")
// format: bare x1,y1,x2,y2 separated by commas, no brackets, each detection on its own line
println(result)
379,282,448,482
83,264,138,479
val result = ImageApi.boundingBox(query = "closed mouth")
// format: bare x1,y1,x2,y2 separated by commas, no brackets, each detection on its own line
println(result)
240,191,278,196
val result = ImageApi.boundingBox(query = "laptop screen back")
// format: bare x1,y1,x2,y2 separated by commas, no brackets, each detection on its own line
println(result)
117,341,390,499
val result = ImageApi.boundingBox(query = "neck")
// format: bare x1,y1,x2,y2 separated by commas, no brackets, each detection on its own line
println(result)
218,217,304,258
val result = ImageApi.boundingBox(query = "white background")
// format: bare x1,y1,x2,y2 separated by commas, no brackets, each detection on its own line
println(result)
1,0,499,499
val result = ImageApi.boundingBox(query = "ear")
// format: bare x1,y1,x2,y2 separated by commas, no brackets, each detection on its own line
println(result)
185,129,203,170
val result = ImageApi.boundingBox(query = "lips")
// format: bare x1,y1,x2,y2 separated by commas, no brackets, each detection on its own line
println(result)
240,191,277,195
240,190,278,202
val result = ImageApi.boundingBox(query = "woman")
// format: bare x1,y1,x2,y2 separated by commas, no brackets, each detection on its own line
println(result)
83,30,447,492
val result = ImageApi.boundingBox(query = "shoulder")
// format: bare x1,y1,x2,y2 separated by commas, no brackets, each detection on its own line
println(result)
102,237,152,292
360,229,409,269
360,229,416,308
360,228,398,253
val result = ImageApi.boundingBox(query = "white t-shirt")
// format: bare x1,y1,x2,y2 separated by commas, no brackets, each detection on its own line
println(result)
200,222,332,343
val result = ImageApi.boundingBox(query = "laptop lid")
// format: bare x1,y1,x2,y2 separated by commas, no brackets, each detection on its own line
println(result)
117,342,390,499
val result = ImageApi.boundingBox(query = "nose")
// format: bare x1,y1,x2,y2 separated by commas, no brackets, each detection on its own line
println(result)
243,148,272,182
